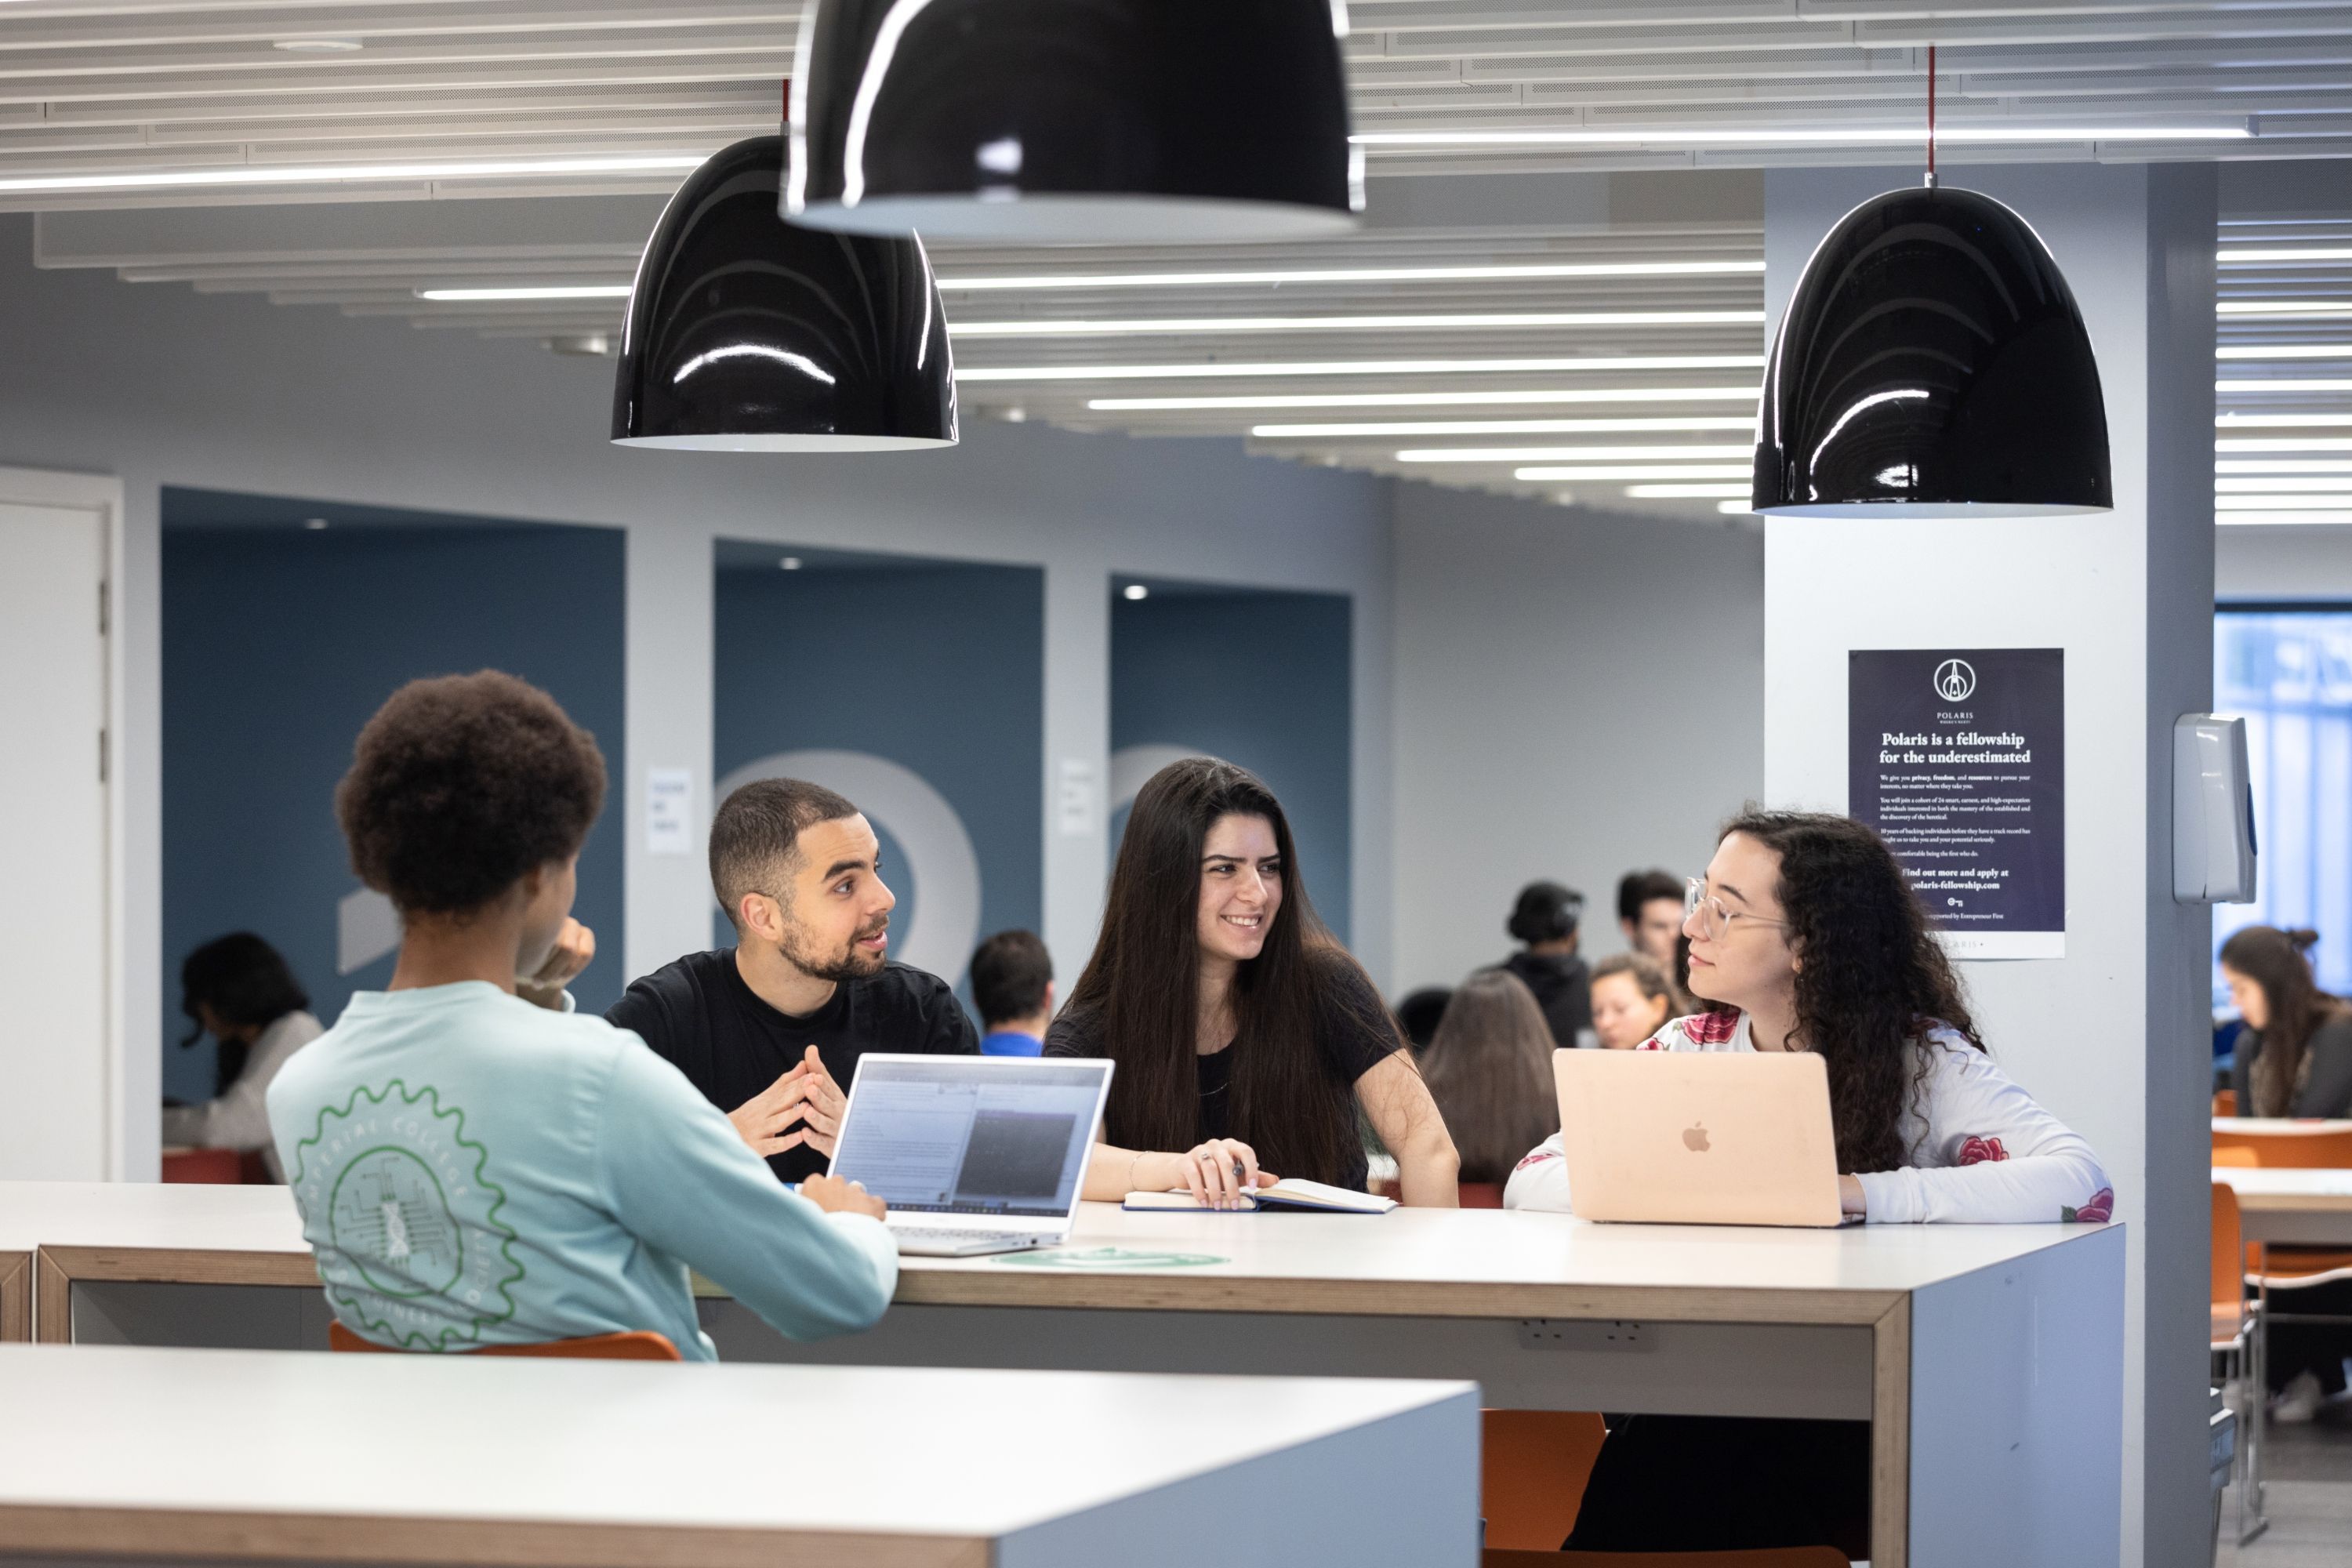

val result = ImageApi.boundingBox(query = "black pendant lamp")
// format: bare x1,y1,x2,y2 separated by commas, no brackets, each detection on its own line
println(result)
1752,53,2111,517
612,134,956,451
785,0,1363,243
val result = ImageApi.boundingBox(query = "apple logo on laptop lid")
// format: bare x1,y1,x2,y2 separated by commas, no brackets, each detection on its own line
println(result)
1682,1123,1711,1153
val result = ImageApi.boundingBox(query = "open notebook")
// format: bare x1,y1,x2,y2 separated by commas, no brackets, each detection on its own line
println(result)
1122,1178,1397,1214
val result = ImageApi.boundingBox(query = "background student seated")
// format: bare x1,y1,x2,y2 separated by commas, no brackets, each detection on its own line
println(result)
266,672,895,1359
1507,808,2110,1555
970,928,1054,1056
1047,757,1459,1208
1417,969,1559,1186
1491,880,1591,1050
1615,868,1686,972
1588,951,1680,1051
606,778,978,1185
165,933,322,1180
2221,923,2352,1418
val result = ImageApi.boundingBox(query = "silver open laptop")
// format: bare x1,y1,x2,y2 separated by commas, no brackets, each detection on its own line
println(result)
826,1054,1114,1257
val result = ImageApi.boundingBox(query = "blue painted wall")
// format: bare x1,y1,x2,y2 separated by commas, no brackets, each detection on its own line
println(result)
1111,590,1354,943
713,556,1044,1004
161,489,626,1102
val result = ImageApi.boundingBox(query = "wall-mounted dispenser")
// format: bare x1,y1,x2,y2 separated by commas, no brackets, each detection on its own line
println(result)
2172,715,2257,905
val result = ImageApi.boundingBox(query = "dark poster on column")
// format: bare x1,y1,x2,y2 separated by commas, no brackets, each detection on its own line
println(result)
1848,648,2065,960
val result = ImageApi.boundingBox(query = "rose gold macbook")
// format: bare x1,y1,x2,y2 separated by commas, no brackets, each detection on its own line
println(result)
1553,1048,1848,1227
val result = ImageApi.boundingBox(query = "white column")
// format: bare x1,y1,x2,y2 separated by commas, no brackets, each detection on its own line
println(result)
1762,163,2215,1566
1043,561,1111,989
623,520,717,984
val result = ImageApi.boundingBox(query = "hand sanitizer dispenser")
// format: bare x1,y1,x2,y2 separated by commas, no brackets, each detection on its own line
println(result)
2173,715,2257,904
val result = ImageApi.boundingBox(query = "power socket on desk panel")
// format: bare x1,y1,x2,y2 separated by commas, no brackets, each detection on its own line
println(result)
1516,1319,1650,1352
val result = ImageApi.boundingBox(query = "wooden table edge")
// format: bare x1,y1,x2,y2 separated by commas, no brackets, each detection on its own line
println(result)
2228,1192,2352,1212
0,1252,27,1343
1870,1295,1912,1568
0,1504,988,1568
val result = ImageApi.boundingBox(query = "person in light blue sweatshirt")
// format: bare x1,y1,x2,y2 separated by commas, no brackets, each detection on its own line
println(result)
267,670,896,1359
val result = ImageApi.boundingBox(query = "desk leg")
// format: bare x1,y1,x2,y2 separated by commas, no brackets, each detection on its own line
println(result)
1872,1298,1911,1568
0,1253,27,1343
34,1252,68,1344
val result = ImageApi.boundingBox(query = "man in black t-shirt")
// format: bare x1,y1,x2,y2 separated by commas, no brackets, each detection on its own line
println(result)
606,778,978,1184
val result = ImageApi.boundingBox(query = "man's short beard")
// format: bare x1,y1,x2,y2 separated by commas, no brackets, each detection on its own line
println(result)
777,920,886,984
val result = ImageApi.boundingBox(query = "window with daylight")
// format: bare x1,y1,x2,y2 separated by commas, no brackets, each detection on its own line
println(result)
2214,608,2352,1003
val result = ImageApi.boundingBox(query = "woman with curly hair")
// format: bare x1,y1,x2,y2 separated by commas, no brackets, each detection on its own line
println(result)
1505,808,2110,1554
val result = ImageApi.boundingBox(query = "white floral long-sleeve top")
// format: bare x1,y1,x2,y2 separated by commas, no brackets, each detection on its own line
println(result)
1501,1009,2114,1225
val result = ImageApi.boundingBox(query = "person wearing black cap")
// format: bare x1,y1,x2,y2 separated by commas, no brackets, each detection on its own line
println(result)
1490,882,1592,1051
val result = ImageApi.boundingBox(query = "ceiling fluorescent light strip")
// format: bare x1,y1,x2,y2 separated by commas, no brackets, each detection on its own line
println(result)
2217,477,2352,492
949,310,1765,337
1087,387,1761,412
1350,125,2251,147
2218,249,2352,265
2208,493,2352,509
2217,459,2352,473
2216,438,2352,452
2216,380,2352,394
1517,464,1752,481
0,154,710,195
2216,510,2352,525
2217,345,2352,360
1396,444,1755,464
418,285,634,302
2219,304,2352,319
957,355,1768,383
1254,416,1755,437
938,260,1766,291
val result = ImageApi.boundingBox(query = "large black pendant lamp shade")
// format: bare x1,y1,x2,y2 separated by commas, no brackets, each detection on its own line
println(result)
786,0,1363,242
1751,183,2112,517
612,135,956,451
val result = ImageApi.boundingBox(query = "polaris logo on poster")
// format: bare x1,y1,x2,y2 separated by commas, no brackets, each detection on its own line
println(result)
1849,648,2065,961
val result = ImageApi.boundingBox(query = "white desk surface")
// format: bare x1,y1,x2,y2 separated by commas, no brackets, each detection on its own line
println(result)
3,1181,2107,1314
0,1342,1470,1564
2212,1166,2352,1204
2212,1117,2352,1137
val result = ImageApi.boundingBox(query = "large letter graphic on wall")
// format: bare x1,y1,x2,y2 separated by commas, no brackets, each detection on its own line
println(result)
716,750,982,987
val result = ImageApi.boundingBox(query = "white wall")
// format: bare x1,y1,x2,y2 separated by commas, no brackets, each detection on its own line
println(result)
1388,482,1766,992
0,213,1396,1180
1761,164,2216,1568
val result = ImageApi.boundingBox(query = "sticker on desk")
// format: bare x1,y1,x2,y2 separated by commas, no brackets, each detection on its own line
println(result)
993,1247,1227,1269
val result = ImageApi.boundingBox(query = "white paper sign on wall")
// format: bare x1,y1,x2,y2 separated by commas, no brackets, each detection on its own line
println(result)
647,768,695,856
1057,757,1098,837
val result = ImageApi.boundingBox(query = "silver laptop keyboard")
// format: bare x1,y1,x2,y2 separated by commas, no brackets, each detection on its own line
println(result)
893,1225,1037,1243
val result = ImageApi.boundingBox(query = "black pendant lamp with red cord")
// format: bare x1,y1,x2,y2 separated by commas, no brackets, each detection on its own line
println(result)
1752,48,2113,517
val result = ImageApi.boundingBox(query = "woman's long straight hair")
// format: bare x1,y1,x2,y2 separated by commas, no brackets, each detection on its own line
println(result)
1063,757,1374,1185
1418,969,1559,1183
1705,808,1983,1176
2223,925,2344,1117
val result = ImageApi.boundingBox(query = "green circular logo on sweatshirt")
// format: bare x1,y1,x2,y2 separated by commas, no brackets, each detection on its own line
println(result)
289,1080,524,1350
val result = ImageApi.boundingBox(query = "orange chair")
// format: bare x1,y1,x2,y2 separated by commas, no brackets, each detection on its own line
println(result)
328,1321,681,1360
1482,1410,1608,1551
161,1148,242,1184
2213,1089,2238,1117
1483,1550,1849,1567
2212,1127,2352,1168
2213,1146,2258,1168
1460,1181,1506,1209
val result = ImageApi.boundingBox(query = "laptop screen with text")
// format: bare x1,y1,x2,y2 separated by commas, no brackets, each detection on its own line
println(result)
829,1058,1109,1218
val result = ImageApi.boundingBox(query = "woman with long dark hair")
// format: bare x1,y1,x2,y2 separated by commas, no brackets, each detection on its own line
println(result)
1049,758,1458,1207
1419,969,1558,1185
2223,925,2352,1121
1506,808,2109,1554
165,933,322,1180
2220,925,2352,1419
